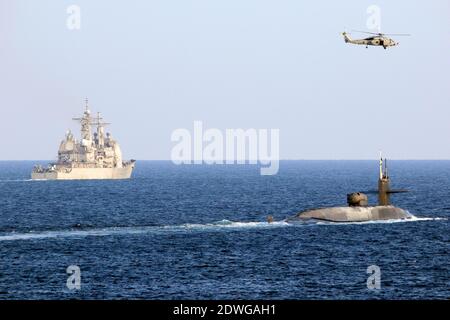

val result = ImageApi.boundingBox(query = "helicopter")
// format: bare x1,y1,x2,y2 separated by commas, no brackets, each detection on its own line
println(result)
342,30,410,49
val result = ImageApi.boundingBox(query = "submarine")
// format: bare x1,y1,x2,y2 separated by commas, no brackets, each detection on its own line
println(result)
287,157,412,223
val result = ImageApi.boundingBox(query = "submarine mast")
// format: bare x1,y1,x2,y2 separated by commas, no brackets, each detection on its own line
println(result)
378,156,391,205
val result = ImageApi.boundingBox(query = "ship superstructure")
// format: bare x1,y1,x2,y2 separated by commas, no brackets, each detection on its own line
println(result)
32,100,135,180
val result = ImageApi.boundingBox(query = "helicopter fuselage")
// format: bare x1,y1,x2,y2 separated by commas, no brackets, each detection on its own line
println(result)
342,32,398,49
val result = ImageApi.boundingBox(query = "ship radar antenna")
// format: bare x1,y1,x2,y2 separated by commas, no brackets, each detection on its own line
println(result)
85,98,89,112
91,111,110,127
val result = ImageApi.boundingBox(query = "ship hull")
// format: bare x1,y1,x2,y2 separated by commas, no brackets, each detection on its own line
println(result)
31,166,134,180
287,205,411,223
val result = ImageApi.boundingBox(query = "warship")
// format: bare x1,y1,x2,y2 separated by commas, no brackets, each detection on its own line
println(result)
32,100,135,180
287,157,411,223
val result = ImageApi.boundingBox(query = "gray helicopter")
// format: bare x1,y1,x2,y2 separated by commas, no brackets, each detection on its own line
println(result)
342,30,410,49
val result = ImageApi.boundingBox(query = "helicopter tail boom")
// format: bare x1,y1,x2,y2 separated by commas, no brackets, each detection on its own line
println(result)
342,32,352,43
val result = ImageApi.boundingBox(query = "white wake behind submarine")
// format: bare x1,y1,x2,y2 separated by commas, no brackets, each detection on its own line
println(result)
287,158,411,223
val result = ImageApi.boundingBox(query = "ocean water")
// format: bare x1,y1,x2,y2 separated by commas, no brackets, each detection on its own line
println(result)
0,160,448,299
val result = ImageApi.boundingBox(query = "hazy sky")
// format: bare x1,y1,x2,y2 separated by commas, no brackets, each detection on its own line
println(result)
1,0,449,160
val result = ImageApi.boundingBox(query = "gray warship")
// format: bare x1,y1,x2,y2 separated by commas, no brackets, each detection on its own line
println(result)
287,157,411,223
32,101,135,180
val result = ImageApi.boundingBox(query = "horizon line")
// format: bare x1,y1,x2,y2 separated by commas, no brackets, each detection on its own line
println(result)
2,159,450,162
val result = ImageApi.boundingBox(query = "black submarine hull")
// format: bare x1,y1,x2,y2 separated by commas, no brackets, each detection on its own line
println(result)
287,205,412,223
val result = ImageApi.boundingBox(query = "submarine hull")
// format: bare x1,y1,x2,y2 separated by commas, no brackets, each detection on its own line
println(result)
288,205,411,223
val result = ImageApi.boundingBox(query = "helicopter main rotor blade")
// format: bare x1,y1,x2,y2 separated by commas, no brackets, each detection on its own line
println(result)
351,30,411,36
351,30,382,35
382,33,411,36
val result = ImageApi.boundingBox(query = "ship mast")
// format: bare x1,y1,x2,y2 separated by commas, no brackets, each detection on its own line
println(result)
379,151,383,180
378,154,390,206
72,98,93,143
92,112,110,148
72,99,110,147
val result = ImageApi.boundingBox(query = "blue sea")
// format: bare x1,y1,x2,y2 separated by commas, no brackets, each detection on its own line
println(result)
0,161,448,299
